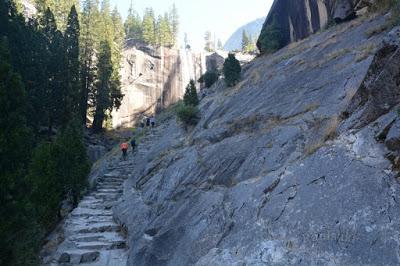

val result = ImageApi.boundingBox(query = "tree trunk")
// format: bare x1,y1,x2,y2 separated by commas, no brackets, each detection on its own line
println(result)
92,109,104,133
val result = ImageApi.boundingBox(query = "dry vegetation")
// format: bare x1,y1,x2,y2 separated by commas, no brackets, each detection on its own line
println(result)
304,116,341,156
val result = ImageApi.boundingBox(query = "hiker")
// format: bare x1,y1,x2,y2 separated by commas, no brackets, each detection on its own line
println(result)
150,116,155,128
120,142,129,160
146,117,150,127
130,138,136,153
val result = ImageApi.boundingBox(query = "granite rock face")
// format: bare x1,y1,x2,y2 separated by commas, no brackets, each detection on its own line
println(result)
114,15,400,266
257,0,378,53
112,41,205,128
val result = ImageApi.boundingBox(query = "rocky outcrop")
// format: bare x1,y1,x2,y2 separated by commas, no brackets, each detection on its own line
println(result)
112,41,205,128
114,15,400,265
257,0,378,52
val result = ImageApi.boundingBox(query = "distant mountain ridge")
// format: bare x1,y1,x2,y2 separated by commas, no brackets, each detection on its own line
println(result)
223,17,265,51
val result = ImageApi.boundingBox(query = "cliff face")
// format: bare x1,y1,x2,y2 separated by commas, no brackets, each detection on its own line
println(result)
257,0,374,52
112,41,205,128
114,14,400,265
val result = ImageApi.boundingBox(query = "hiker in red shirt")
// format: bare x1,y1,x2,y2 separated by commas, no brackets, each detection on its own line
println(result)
120,142,129,160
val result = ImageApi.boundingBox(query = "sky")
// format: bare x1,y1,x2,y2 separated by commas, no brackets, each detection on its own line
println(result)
110,0,274,51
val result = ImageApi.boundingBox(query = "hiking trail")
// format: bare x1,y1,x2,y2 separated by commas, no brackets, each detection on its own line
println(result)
41,126,164,265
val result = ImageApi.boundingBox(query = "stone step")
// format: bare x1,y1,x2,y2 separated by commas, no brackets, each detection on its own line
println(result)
67,216,115,226
71,208,113,217
99,176,126,181
79,204,107,210
71,232,125,243
75,223,121,234
92,194,120,201
76,240,126,250
57,249,100,264
97,181,124,186
97,188,123,194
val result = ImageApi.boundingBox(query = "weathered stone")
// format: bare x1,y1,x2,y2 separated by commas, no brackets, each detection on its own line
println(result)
334,0,357,22
386,118,400,150
112,41,205,128
383,26,400,47
80,251,100,263
58,253,70,263
206,52,225,72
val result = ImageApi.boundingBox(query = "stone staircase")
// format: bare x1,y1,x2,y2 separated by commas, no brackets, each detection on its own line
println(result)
42,126,165,265
43,164,132,265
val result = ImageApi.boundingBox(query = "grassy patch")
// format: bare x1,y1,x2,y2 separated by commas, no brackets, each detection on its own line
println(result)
157,101,184,123
355,43,377,62
304,116,341,156
365,23,390,38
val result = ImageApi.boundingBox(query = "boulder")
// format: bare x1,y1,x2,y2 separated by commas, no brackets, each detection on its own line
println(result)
383,26,400,47
334,0,357,22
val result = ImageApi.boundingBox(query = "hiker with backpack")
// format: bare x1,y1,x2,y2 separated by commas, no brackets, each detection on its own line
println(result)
120,142,129,160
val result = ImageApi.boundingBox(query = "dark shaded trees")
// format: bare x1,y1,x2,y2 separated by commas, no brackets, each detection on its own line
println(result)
0,38,36,266
92,41,123,132
223,53,242,87
257,16,284,54
183,80,199,106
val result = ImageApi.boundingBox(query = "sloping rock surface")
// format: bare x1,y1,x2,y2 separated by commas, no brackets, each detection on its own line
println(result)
115,15,400,265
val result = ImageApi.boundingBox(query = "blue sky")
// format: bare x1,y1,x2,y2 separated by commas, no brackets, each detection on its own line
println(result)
110,0,274,51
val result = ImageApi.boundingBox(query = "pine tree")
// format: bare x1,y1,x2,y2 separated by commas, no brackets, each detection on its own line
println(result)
35,0,80,31
0,38,35,266
169,3,179,46
99,0,113,40
92,41,123,132
217,39,223,50
204,31,214,52
41,7,65,131
242,30,250,52
223,53,241,87
124,1,142,40
80,0,99,124
257,16,283,54
183,80,199,106
142,8,156,45
157,13,173,46
111,6,125,63
63,5,80,123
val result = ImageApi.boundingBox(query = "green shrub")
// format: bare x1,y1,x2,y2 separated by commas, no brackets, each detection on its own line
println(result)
257,16,284,54
183,80,199,106
223,53,241,87
176,104,200,126
199,70,219,88
28,121,90,230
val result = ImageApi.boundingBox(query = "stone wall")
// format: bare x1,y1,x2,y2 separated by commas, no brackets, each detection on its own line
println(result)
112,41,205,128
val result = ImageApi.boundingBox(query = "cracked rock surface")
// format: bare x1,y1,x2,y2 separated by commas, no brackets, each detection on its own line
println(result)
114,16,400,265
